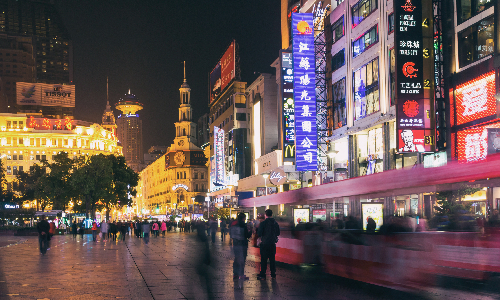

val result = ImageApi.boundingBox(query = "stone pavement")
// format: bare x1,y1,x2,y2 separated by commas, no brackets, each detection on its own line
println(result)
0,231,499,300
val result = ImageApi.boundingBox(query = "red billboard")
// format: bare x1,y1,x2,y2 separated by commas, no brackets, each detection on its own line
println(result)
220,41,235,91
397,129,433,153
455,71,496,126
209,40,236,104
456,127,488,162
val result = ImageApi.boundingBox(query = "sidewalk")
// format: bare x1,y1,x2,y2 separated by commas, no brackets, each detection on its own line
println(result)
0,232,497,299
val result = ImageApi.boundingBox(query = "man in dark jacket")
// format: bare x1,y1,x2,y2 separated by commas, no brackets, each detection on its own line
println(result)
37,215,50,254
257,209,280,280
231,213,251,281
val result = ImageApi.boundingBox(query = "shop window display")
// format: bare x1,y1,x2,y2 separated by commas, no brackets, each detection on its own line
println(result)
353,57,379,120
333,77,347,129
458,17,494,68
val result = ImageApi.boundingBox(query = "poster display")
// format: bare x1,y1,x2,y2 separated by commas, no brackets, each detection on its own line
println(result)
292,13,318,171
362,203,383,231
312,209,327,222
17,83,75,107
209,41,236,104
294,208,310,225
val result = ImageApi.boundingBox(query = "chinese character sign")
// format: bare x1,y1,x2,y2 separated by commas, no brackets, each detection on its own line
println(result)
213,127,225,186
455,71,496,126
282,51,295,160
292,13,318,171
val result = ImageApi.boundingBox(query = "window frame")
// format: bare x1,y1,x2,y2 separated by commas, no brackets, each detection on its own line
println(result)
352,25,379,58
457,16,494,68
352,0,378,28
331,16,345,45
331,49,346,72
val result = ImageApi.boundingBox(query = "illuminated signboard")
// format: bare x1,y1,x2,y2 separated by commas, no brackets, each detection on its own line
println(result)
293,208,310,225
27,116,74,130
221,41,236,92
362,203,383,231
210,41,236,104
457,126,488,162
17,83,75,107
172,184,189,191
292,13,318,171
395,0,434,153
213,127,225,185
455,71,496,126
423,151,447,168
281,51,295,160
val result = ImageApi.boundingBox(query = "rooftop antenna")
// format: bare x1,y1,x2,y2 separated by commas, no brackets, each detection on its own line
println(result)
183,61,186,83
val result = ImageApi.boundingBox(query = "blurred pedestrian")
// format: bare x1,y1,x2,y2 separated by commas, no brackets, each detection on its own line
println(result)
91,221,98,242
152,222,159,237
209,218,217,244
257,209,280,280
110,221,117,241
48,220,56,249
220,219,227,242
101,220,108,240
142,221,151,244
161,221,167,236
71,221,77,239
231,213,251,283
37,216,50,254
120,222,127,241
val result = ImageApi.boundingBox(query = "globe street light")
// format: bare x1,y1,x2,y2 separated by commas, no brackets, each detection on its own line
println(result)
262,173,269,195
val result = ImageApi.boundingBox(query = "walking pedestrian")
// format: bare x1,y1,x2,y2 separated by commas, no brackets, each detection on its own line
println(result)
220,219,227,242
110,221,117,241
71,221,77,239
37,216,50,254
152,222,159,238
142,221,151,244
257,209,280,280
91,221,98,242
48,220,56,249
161,221,167,236
231,213,251,283
79,220,85,238
120,222,127,241
209,218,217,244
101,220,108,240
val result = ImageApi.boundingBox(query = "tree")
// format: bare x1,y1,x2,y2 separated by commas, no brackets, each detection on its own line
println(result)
102,155,139,221
71,154,113,219
0,158,6,200
15,165,46,211
38,152,75,210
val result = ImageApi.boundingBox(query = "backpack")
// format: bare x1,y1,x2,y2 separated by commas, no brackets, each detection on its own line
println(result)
230,224,244,241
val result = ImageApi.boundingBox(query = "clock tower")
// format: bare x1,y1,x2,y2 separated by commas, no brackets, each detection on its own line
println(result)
165,62,208,215
172,61,199,152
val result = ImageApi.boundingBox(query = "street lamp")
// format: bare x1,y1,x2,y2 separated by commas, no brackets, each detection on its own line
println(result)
262,173,269,195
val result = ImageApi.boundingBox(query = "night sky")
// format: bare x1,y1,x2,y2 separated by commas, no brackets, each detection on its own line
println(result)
54,0,281,154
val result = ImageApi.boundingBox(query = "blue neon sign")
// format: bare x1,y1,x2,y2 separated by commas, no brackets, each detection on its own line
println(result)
292,13,317,171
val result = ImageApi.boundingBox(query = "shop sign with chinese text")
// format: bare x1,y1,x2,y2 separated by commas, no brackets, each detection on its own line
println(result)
292,13,318,171
213,127,225,186
281,50,295,160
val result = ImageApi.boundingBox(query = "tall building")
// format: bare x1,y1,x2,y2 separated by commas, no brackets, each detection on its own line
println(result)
0,0,73,115
115,90,143,172
136,65,208,217
196,113,209,147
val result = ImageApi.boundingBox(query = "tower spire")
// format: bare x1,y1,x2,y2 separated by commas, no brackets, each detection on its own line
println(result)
106,76,109,107
183,61,186,83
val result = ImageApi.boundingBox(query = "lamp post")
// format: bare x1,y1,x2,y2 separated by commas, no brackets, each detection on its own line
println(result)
263,173,269,195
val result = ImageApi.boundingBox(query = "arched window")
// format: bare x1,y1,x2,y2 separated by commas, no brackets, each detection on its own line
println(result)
183,128,186,136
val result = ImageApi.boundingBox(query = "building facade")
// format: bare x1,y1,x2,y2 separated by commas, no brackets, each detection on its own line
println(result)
115,91,143,172
0,113,121,191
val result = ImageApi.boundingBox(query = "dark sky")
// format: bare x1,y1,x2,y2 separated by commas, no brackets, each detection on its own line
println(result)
54,0,281,154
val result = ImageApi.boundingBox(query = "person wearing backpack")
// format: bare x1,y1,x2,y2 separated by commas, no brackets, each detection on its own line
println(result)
230,213,251,281
257,209,280,280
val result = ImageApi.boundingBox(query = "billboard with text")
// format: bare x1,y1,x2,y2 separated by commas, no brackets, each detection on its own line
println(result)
17,82,75,107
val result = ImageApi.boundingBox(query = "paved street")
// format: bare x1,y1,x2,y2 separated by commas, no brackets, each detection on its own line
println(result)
0,232,499,300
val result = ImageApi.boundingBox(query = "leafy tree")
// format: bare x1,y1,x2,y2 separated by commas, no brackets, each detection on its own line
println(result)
71,154,113,219
102,155,139,221
15,165,46,210
38,152,75,210
0,158,6,200
434,184,481,216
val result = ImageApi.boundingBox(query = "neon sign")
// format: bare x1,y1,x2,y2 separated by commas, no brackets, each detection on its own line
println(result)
292,13,317,171
455,71,496,126
282,51,295,161
27,116,74,131
457,127,488,162
213,127,225,185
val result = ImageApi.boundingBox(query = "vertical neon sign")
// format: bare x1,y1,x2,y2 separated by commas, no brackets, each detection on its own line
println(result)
213,126,225,186
282,51,295,161
292,13,318,171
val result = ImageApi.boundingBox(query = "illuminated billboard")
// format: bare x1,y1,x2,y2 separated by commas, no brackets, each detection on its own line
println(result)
456,127,488,162
362,203,383,231
213,126,225,186
221,41,235,91
281,51,295,161
27,116,74,130
395,0,434,153
209,41,236,104
292,13,318,171
455,71,496,126
17,83,75,107
293,208,309,225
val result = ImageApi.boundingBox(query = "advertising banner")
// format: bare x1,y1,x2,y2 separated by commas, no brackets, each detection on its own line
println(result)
487,128,500,155
293,208,310,225
210,62,221,104
17,83,75,107
16,82,41,105
27,116,74,130
292,13,318,171
362,203,383,231
312,209,327,222
395,0,434,152
221,41,235,91
455,71,496,126
213,127,225,186
281,51,295,161
456,127,488,162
